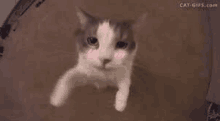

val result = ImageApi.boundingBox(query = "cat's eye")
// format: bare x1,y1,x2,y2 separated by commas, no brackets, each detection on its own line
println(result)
116,41,128,49
87,37,98,46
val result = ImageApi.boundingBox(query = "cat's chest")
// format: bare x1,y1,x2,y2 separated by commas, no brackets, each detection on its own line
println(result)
76,64,127,81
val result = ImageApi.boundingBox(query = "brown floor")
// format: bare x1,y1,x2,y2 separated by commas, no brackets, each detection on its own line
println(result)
0,0,216,121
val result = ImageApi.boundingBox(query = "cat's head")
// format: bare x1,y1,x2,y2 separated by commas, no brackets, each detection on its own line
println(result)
75,7,147,70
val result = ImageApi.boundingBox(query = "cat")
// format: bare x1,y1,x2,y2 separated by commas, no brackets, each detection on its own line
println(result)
50,7,147,112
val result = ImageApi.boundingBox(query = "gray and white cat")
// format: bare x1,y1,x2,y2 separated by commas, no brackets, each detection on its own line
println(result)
50,7,147,112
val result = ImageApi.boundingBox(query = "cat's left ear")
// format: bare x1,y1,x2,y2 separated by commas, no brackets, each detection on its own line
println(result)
75,7,96,29
132,12,148,30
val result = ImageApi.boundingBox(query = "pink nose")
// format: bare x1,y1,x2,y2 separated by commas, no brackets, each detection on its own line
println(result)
100,58,111,65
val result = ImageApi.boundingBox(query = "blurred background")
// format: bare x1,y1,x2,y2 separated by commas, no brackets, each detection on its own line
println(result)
0,0,18,26
0,0,219,121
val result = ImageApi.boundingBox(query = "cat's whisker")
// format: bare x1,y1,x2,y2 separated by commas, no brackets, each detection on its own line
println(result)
132,61,148,69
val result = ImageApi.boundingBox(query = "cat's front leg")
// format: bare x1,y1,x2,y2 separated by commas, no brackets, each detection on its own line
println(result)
115,78,131,112
50,67,80,107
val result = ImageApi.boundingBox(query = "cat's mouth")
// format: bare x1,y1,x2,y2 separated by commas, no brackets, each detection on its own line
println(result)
94,65,114,71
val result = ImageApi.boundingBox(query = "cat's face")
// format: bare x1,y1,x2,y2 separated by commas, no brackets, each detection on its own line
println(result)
75,8,144,71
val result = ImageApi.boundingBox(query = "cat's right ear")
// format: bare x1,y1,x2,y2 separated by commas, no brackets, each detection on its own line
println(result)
75,7,96,29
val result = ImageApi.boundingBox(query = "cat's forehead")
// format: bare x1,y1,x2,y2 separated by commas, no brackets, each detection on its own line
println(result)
86,19,131,41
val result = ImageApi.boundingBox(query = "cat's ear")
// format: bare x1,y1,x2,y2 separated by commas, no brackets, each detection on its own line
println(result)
75,7,96,29
132,12,148,30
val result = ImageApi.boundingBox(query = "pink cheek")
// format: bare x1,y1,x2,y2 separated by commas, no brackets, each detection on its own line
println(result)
114,51,127,59
87,49,94,59
87,49,99,60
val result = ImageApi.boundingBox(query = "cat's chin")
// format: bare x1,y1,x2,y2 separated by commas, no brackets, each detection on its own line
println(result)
94,65,115,71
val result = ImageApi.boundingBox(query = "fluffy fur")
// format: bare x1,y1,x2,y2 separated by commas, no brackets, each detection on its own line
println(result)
50,7,146,112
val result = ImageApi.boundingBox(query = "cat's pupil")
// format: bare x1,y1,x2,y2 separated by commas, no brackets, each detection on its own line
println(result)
87,37,98,46
116,41,128,49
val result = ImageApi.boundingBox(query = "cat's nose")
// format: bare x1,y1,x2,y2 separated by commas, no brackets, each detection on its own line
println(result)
100,58,111,65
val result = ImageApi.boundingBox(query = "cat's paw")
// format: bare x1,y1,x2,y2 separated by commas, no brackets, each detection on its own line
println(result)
50,96,64,107
115,91,128,112
50,92,67,107
115,99,127,112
